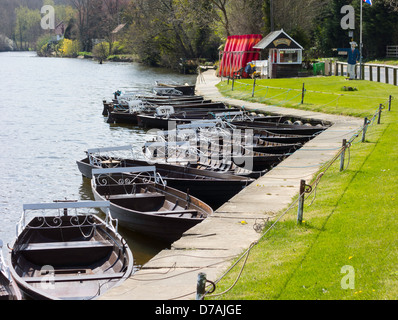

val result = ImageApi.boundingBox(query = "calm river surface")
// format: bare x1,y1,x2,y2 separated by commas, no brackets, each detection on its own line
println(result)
0,51,197,266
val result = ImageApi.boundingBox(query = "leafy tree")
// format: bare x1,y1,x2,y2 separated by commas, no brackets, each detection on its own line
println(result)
14,6,41,50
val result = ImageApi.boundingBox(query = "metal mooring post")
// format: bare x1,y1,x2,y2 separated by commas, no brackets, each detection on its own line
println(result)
301,83,305,104
196,272,207,300
297,180,306,224
377,104,383,124
389,95,392,111
252,77,256,97
362,117,368,143
340,139,347,172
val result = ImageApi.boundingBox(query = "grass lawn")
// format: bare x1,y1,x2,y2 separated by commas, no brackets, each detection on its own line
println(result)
367,58,398,66
208,76,398,300
217,76,397,118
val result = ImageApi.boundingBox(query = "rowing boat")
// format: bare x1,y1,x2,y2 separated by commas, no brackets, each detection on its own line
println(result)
91,167,213,242
9,201,134,300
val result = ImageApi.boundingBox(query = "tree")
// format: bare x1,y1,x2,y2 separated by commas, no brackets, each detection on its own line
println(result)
69,0,105,51
101,0,129,55
123,0,220,68
209,0,231,36
14,6,42,50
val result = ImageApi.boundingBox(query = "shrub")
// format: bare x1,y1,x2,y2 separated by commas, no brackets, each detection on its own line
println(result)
36,35,53,56
92,42,109,62
59,39,81,57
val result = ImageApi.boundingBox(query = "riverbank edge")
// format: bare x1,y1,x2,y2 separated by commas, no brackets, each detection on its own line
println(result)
99,70,363,300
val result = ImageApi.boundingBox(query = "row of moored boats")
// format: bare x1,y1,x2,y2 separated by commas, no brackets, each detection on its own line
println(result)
1,82,329,300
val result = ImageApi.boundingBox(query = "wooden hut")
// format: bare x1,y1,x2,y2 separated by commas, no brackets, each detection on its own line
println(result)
253,29,303,79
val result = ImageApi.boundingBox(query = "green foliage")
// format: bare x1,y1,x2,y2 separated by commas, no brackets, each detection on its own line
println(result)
217,76,396,118
77,51,92,57
59,38,81,57
35,34,53,56
14,6,41,50
92,42,109,62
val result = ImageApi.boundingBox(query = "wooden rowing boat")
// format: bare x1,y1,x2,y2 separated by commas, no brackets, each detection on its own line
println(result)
77,147,253,209
0,240,22,300
91,167,213,243
107,103,230,125
9,201,134,300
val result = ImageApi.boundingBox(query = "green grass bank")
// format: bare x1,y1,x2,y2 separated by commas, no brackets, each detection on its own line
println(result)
217,76,393,118
208,76,398,300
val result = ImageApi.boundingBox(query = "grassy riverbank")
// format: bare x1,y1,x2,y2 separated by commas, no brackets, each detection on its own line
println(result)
210,76,398,300
217,76,393,118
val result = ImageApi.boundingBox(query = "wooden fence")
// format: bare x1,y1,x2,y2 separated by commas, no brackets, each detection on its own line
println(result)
386,45,398,58
324,60,398,86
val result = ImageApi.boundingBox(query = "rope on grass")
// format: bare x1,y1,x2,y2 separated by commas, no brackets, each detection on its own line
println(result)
201,102,385,300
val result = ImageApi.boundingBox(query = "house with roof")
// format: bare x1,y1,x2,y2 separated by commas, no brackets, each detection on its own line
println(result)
253,29,304,78
54,21,65,41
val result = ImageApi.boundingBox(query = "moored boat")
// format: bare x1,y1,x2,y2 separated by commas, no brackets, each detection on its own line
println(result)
1,240,22,300
9,201,134,300
91,167,213,242
77,147,254,209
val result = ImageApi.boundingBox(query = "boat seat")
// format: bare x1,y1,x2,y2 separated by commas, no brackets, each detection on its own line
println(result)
108,192,166,212
23,272,126,284
153,210,202,218
107,192,164,200
20,241,114,267
21,241,113,252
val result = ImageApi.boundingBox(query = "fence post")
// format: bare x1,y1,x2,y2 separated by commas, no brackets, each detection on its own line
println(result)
232,76,235,91
361,64,365,80
378,104,383,124
362,117,368,143
252,77,256,97
385,67,389,84
196,272,207,300
297,180,306,224
389,95,392,111
369,65,373,82
301,83,305,104
340,139,347,172
394,69,397,86
377,67,381,82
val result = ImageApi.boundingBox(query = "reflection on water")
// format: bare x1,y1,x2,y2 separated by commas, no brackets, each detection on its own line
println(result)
0,51,196,266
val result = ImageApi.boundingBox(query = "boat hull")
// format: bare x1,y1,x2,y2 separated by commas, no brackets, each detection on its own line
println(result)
77,158,253,209
91,179,213,243
9,215,134,300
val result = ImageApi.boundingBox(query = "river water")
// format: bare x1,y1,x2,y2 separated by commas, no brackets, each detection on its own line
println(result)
0,51,197,266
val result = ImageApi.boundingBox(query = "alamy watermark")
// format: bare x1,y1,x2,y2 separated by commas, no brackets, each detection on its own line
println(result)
341,265,355,290
41,5,55,30
40,265,55,290
144,127,255,172
340,5,355,30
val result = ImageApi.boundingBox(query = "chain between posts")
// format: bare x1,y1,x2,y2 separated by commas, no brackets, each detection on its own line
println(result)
197,100,391,300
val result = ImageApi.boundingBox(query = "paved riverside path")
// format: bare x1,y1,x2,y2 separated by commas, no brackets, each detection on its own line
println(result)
101,70,363,300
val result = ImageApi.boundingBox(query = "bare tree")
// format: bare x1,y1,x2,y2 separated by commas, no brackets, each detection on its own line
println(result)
209,0,231,36
69,0,104,51
385,0,398,11
272,0,328,34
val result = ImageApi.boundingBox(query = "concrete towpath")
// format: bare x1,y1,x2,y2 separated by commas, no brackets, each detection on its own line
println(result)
101,70,363,300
